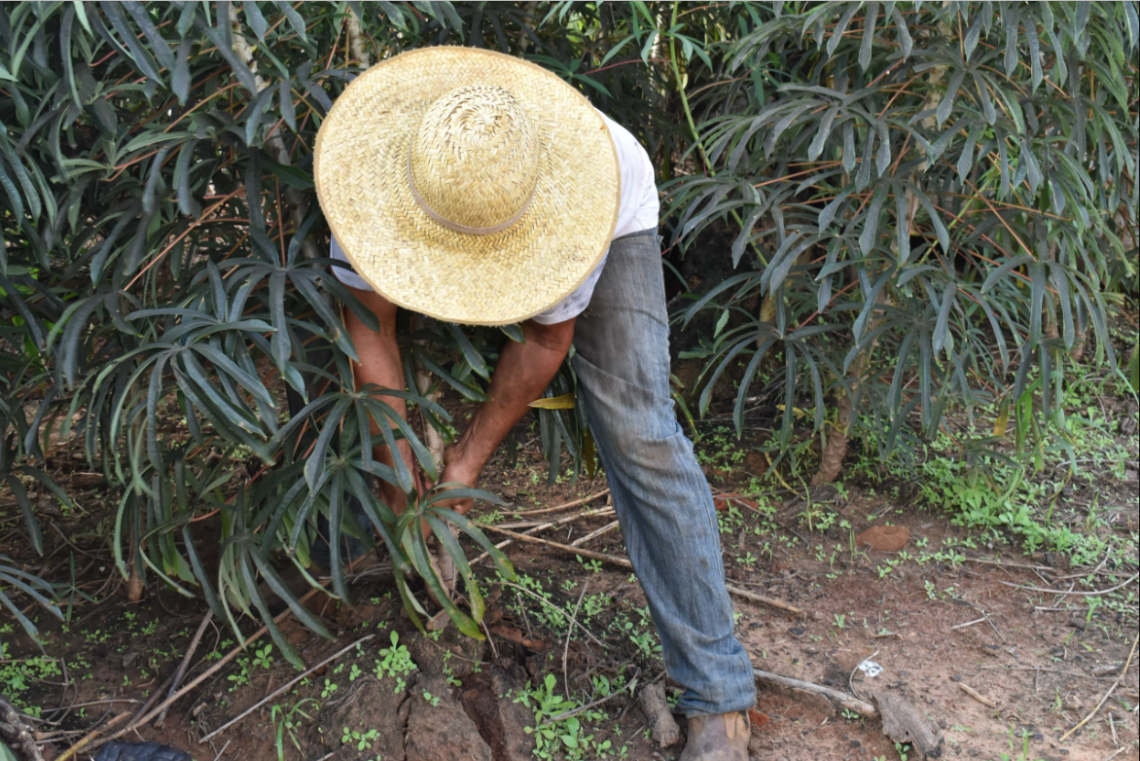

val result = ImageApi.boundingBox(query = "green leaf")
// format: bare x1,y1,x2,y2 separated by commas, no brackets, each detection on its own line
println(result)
174,139,201,216
172,39,193,103
963,11,984,62
1027,22,1043,91
242,0,269,40
6,475,43,555
265,158,313,189
808,107,840,161
937,70,966,127
1129,344,1139,393
983,254,1035,292
859,185,888,256
974,72,996,125
124,2,176,71
818,192,848,232
933,284,956,355
859,2,879,71
828,3,860,57
892,7,912,59
528,393,575,410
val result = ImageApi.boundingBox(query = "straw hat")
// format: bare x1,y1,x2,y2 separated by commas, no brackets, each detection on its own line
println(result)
315,46,621,326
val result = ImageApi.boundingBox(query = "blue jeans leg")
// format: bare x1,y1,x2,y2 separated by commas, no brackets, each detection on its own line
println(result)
571,229,757,717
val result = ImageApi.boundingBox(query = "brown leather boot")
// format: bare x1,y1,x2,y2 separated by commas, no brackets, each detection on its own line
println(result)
679,712,751,761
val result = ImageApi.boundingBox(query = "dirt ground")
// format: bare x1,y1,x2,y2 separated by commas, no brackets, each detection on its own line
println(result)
2,401,1138,761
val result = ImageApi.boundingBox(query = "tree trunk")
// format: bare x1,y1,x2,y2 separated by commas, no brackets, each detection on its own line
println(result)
812,55,948,485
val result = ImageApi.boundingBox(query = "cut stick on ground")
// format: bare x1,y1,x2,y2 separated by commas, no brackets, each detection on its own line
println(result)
959,682,998,708
156,610,214,728
498,508,615,531
482,524,635,568
1,694,45,761
638,681,682,747
570,520,621,548
505,489,611,516
482,525,803,615
470,509,615,567
725,584,803,616
1000,573,1138,598
199,634,374,743
753,669,877,718
1061,633,1139,742
870,688,945,758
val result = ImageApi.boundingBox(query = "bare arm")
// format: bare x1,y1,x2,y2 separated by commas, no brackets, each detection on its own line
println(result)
439,317,576,514
345,286,574,515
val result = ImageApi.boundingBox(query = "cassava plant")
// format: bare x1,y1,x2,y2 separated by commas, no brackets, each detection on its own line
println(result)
0,2,1136,656
0,0,703,657
666,1,1138,480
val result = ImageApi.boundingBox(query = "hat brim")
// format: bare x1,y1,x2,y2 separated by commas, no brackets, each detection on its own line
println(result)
315,47,621,326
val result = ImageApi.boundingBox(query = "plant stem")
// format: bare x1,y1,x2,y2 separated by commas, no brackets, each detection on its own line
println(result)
670,2,711,172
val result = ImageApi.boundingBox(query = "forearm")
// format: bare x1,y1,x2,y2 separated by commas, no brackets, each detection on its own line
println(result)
344,288,416,502
445,318,576,499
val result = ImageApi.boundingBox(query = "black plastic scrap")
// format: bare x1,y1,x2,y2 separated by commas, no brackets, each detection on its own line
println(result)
94,742,193,761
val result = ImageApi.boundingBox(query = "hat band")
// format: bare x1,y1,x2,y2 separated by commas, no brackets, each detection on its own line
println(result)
407,152,535,236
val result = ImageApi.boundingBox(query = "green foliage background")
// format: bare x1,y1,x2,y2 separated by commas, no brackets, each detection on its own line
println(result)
1,1,1136,657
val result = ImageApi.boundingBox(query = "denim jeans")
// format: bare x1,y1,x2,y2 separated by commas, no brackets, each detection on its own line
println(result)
571,229,757,717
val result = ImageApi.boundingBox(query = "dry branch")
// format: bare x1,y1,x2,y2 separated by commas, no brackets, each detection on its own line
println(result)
0,694,45,761
753,669,877,718
570,520,622,548
1061,634,1139,742
199,634,374,743
483,525,803,614
871,688,945,758
506,490,611,517
958,683,998,709
638,681,682,747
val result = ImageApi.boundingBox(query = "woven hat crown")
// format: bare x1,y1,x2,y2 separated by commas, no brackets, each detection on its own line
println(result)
408,85,540,232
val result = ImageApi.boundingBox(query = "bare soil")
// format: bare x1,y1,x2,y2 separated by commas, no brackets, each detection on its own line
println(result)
2,401,1137,761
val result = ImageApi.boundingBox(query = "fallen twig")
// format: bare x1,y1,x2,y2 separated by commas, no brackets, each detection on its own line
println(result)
959,683,998,708
726,584,804,616
563,582,589,700
482,524,634,568
470,509,614,566
506,490,610,517
960,557,1054,573
157,610,214,728
1000,573,1138,598
61,588,322,759
570,520,622,548
753,668,877,719
199,634,374,743
542,674,637,727
51,711,131,761
484,525,803,615
638,680,681,748
1,693,45,761
1061,634,1139,742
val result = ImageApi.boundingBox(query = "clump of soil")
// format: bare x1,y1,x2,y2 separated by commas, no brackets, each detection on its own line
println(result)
855,525,911,552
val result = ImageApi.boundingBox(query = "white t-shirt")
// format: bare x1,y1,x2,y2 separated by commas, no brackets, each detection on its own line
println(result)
329,110,660,324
